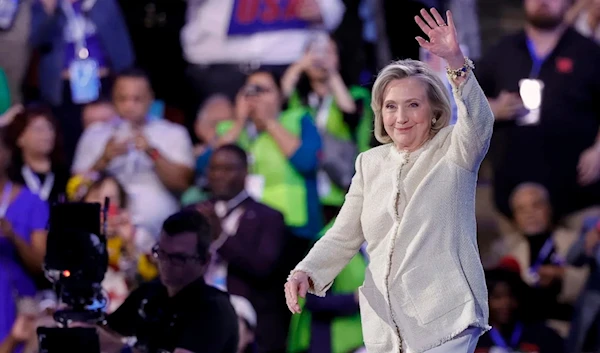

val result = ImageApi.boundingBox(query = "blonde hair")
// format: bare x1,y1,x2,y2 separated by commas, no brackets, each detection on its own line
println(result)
371,59,452,144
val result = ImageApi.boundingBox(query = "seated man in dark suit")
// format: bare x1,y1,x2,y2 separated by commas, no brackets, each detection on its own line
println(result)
193,144,289,353
76,210,239,353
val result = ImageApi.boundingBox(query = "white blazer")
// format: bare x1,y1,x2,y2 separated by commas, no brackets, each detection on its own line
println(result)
293,72,494,353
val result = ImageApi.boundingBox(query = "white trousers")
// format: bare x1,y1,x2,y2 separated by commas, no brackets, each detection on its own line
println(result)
405,327,482,353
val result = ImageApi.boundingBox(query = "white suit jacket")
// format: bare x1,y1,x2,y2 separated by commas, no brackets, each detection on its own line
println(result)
293,72,494,353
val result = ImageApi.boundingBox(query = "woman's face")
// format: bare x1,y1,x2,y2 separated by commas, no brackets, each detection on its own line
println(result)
245,72,282,118
489,282,518,325
18,116,56,156
98,178,122,209
382,77,433,151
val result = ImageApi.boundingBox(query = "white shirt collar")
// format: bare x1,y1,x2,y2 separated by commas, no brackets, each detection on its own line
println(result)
214,190,249,218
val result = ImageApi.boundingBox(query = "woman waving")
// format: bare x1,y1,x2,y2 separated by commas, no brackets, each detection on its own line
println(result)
285,8,493,353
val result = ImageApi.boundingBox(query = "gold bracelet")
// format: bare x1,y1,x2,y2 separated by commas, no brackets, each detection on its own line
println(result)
446,57,475,80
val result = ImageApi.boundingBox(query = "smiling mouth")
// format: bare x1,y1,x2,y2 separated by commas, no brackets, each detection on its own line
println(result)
395,126,413,132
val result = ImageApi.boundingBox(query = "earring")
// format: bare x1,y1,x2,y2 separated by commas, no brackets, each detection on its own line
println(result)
432,118,437,125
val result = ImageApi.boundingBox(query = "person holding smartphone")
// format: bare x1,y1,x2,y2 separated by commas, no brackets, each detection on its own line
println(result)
281,33,374,224
215,70,323,255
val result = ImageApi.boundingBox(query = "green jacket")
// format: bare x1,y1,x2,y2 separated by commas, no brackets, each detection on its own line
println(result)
288,86,373,206
216,108,310,228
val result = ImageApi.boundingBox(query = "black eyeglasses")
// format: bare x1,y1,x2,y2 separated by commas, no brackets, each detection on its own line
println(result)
151,244,202,267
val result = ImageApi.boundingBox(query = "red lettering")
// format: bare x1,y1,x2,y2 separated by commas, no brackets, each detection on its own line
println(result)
284,0,302,20
236,0,260,24
261,0,280,23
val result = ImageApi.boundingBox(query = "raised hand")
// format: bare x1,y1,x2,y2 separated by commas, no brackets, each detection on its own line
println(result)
0,104,23,127
414,8,463,68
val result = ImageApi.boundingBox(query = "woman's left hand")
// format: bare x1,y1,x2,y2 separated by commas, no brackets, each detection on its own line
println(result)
414,8,463,68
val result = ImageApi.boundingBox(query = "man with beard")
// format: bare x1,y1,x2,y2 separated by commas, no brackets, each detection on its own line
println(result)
476,0,600,227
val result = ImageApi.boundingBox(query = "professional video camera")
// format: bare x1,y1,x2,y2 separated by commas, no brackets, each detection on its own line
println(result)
37,200,109,353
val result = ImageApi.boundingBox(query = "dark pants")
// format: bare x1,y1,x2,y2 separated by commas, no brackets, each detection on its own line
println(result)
52,77,112,166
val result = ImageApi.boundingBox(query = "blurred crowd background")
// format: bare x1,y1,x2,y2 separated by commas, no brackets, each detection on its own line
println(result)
0,0,600,352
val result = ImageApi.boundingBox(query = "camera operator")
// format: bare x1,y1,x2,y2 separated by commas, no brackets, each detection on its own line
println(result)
74,209,239,353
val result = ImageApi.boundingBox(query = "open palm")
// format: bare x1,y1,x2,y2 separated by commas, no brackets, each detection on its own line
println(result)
414,8,461,62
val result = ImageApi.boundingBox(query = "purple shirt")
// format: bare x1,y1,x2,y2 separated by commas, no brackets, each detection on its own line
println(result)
62,1,108,69
0,188,49,346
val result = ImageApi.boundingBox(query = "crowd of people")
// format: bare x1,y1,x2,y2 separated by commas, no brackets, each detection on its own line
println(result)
0,0,599,352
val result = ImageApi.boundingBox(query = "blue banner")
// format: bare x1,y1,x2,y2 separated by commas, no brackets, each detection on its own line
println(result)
227,0,309,36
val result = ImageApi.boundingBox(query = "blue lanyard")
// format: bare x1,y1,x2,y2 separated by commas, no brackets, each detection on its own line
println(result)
526,38,549,78
530,237,559,272
489,322,524,351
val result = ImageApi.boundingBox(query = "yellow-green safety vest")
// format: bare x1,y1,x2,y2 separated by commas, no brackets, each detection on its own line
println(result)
216,108,310,228
288,86,373,207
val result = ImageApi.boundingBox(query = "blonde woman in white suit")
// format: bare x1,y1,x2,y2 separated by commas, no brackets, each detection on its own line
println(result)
284,8,494,353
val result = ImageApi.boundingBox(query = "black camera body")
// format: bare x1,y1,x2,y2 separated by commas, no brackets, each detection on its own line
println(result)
45,201,108,313
39,201,109,353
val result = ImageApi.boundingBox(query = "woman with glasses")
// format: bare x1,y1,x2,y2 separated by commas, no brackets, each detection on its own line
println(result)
216,70,323,253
